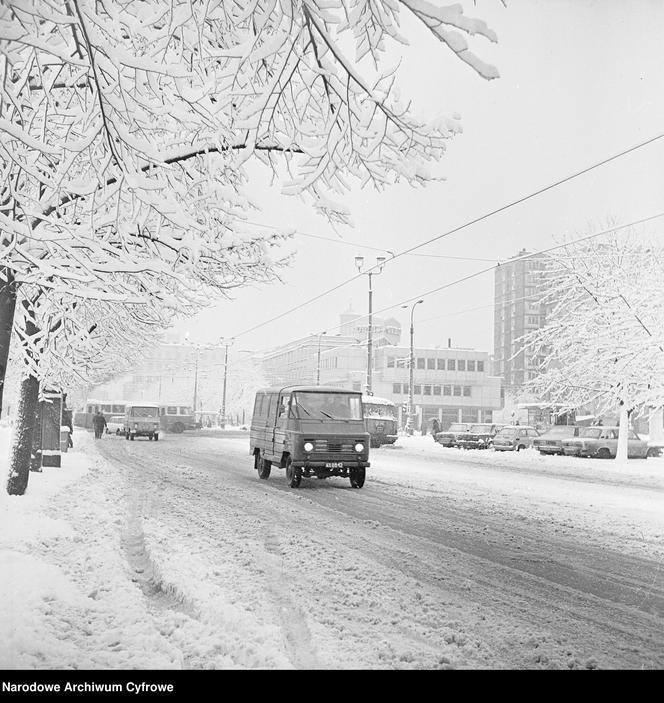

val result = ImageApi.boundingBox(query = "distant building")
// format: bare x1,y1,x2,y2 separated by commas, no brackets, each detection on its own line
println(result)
493,249,549,390
260,313,502,430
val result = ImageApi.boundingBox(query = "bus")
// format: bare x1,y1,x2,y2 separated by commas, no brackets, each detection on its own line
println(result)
77,399,201,434
362,395,398,448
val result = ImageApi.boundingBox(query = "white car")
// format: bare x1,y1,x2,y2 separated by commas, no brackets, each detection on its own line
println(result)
105,415,125,435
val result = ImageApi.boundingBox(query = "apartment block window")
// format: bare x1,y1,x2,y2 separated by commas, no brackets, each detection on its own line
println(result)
433,385,441,396
393,383,402,394
387,356,395,368
477,360,484,372
443,385,452,396
453,385,462,396
414,385,422,395
467,360,476,372
458,360,466,371
437,359,445,370
423,385,432,395
352,382,362,391
427,358,435,370
463,386,471,397
447,359,456,371
417,358,425,369
403,384,410,395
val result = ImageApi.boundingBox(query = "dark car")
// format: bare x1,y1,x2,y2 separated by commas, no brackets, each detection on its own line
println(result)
456,423,504,450
434,422,471,447
533,425,581,455
561,426,649,459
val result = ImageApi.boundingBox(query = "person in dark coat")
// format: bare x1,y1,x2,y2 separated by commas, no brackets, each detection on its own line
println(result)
430,417,440,438
92,411,107,439
63,408,74,448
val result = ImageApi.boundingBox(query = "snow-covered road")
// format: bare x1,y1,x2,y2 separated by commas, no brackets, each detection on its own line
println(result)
93,432,663,669
2,429,662,669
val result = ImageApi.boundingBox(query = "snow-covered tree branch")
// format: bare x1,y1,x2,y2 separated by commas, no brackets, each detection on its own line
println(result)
521,229,664,461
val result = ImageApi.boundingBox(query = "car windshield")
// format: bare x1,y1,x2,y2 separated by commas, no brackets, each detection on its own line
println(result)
448,424,467,432
130,406,158,418
469,424,492,433
497,428,518,437
578,427,602,439
545,426,577,436
292,392,362,420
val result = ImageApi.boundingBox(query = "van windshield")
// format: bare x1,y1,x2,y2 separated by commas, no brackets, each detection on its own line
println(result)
130,406,158,418
292,392,362,420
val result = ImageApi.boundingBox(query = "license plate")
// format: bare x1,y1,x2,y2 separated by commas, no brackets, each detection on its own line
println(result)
324,462,343,468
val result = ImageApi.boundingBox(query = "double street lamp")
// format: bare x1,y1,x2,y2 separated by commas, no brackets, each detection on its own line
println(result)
354,255,387,395
402,300,423,434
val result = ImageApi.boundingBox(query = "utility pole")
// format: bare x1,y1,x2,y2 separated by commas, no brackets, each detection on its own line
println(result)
220,341,229,429
355,255,387,395
192,346,200,419
316,331,327,385
403,300,423,435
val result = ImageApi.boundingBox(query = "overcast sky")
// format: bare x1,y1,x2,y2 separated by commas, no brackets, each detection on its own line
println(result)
175,0,664,360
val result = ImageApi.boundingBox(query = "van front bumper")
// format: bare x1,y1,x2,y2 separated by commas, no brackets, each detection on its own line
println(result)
292,460,370,469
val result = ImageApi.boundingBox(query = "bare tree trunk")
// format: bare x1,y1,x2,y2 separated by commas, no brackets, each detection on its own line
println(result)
615,402,629,462
6,373,40,495
0,269,17,419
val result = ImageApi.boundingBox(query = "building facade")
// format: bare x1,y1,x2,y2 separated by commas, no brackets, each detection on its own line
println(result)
260,313,503,431
493,249,549,389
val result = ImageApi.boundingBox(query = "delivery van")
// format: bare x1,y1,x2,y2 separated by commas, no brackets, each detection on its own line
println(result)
250,385,370,488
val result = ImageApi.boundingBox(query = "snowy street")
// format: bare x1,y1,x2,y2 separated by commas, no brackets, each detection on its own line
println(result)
3,429,661,670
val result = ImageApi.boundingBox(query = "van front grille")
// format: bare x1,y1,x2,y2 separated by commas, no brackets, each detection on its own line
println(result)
312,440,355,452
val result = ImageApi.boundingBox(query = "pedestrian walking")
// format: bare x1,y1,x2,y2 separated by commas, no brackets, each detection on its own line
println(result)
63,408,74,448
92,411,107,439
431,417,440,438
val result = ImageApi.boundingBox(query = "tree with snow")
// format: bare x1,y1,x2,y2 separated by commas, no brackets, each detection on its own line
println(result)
521,229,664,462
1,0,500,493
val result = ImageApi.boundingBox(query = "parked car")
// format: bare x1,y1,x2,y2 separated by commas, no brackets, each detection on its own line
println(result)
561,426,649,459
457,423,504,450
434,422,471,447
532,425,581,455
105,415,125,435
492,425,540,451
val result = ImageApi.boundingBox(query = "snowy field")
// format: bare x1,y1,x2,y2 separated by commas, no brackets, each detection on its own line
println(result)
1,427,662,669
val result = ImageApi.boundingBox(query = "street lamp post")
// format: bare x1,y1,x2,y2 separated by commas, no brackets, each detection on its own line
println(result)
402,300,423,435
219,339,232,429
316,331,327,385
355,255,387,395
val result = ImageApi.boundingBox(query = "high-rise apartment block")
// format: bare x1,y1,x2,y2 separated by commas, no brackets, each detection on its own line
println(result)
493,249,548,389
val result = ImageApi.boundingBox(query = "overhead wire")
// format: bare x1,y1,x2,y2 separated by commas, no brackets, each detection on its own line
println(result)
230,132,664,340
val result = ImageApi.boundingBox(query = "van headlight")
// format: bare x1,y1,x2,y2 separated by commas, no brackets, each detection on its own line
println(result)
303,441,314,452
354,442,364,453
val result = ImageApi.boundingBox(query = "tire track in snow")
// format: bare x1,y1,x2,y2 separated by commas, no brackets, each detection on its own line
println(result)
262,528,321,670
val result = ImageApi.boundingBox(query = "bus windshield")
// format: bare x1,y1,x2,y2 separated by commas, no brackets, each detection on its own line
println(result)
292,392,362,420
129,406,158,418
364,404,396,419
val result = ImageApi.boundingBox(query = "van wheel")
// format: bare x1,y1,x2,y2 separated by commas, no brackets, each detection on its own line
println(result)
285,459,301,488
517,444,526,452
258,457,271,480
349,467,366,488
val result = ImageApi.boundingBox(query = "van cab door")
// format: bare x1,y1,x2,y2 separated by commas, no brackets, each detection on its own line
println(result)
272,393,290,459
